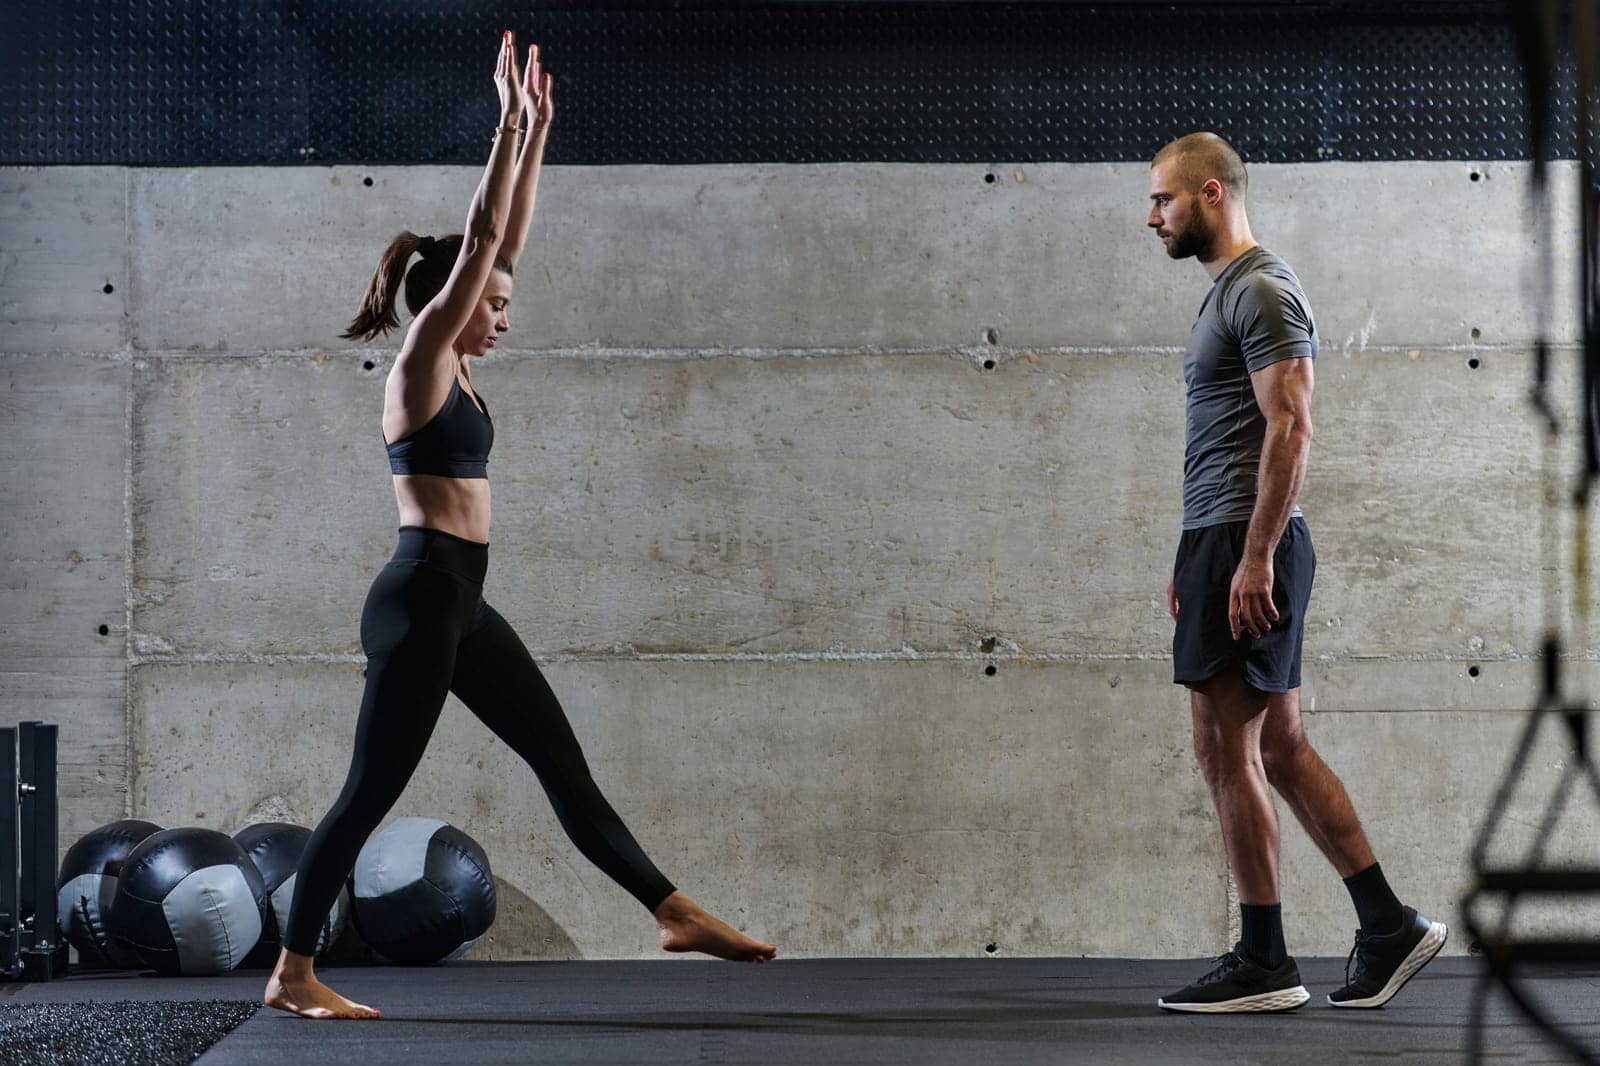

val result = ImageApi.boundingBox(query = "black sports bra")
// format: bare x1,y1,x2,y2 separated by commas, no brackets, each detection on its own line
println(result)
385,377,494,479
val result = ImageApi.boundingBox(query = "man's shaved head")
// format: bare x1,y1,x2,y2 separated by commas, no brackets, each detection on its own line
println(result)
1151,132,1248,200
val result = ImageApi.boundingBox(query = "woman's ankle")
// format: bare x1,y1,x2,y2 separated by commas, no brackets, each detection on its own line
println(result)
272,948,316,981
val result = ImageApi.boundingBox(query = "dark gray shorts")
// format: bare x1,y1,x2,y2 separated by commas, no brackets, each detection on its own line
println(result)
1171,517,1316,693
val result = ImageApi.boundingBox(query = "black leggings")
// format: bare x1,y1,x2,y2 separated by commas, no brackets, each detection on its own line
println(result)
283,526,676,956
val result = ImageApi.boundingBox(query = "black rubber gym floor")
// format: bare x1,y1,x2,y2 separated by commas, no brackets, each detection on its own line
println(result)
4,956,1596,1065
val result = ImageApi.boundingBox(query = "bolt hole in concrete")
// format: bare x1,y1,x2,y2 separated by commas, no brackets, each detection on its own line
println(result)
97,624,109,636
1470,170,1481,182
984,664,998,677
1468,357,1481,370
1469,665,1481,679
363,360,376,371
982,359,997,371
984,943,999,955
984,172,996,184
1470,327,1482,339
102,282,114,294
363,176,374,187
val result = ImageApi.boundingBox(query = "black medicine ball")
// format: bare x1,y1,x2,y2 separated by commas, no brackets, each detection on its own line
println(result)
350,817,496,966
232,821,347,965
110,827,269,976
56,819,164,968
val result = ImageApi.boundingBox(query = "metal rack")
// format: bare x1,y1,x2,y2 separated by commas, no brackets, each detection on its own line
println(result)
0,722,68,981
1463,3,1600,1061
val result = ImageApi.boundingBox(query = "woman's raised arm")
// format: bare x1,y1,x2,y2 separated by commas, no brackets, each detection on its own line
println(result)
408,30,528,358
498,44,555,269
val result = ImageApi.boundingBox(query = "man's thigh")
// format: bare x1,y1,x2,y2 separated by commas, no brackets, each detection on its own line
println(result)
1189,662,1273,741
1258,686,1306,751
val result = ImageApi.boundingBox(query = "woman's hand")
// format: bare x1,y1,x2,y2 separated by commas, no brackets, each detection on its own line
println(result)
524,44,554,133
495,30,528,124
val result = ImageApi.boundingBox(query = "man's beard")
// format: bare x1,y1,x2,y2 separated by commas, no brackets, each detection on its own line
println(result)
1165,210,1214,260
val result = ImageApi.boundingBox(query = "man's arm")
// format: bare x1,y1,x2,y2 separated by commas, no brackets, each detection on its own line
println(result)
1245,355,1315,559
1230,355,1315,638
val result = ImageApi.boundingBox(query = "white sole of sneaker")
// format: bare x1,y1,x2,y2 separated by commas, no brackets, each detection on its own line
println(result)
1158,985,1310,1013
1328,919,1449,1009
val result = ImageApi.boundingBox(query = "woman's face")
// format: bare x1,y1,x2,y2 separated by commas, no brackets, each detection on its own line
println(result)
457,269,514,357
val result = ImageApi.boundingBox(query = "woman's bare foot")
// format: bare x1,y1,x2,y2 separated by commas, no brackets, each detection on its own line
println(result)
264,950,380,1019
654,891,778,962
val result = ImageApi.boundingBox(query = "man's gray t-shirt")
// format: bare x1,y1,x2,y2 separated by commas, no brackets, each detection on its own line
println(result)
1182,246,1318,530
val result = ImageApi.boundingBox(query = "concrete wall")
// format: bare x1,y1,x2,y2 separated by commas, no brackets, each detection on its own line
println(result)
2,160,1592,960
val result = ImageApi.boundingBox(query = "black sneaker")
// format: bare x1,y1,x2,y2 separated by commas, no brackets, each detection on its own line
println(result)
1157,946,1310,1013
1328,906,1448,1008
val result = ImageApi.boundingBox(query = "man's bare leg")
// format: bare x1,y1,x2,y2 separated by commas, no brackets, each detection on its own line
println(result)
264,949,380,1020
1190,664,1279,904
655,891,778,962
1253,687,1448,1007
1258,687,1375,879
1160,664,1308,1012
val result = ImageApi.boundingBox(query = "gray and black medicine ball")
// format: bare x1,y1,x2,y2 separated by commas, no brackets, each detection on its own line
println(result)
350,817,496,965
110,827,269,975
56,819,164,968
232,821,347,965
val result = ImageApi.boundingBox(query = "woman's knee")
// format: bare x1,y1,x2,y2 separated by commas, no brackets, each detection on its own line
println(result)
322,769,409,838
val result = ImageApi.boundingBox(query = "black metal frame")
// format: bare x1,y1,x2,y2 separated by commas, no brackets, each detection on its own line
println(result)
0,722,68,982
1463,3,1600,1062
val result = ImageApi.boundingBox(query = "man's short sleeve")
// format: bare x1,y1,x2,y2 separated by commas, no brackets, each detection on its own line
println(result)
1229,273,1316,373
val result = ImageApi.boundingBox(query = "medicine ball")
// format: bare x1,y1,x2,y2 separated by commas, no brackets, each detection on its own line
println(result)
350,817,496,965
231,821,346,965
55,819,164,968
110,827,269,975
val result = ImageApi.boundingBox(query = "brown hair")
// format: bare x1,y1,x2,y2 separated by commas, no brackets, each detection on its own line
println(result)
1151,132,1248,200
341,232,516,343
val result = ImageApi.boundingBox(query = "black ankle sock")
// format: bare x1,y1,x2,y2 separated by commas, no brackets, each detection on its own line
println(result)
1239,903,1287,969
1344,862,1405,934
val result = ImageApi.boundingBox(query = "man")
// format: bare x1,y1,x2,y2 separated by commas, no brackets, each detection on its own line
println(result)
1147,132,1446,1013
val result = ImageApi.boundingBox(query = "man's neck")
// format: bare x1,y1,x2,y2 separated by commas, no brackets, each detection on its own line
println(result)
1200,225,1259,280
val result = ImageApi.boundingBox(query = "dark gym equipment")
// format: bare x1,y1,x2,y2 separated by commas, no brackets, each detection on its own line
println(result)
55,819,164,969
232,821,347,965
350,818,496,966
0,722,67,982
110,828,269,976
1462,4,1600,1063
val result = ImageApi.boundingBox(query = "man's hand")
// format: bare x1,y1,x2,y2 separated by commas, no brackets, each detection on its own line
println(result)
1229,556,1279,640
1167,575,1179,622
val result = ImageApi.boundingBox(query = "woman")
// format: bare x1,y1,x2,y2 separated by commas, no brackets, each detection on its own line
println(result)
265,31,777,1021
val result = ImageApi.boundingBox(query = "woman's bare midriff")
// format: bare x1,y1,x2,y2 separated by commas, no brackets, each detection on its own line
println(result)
393,474,492,544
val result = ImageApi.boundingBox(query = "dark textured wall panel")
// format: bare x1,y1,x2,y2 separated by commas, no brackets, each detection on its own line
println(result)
0,2,1571,165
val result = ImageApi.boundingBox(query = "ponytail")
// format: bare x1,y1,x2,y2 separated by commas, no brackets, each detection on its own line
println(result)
342,231,512,342
341,230,427,342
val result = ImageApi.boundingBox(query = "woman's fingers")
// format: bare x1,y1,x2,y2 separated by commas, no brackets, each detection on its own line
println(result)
506,34,521,86
524,44,542,101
